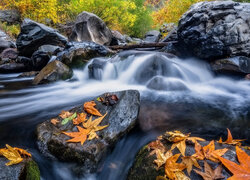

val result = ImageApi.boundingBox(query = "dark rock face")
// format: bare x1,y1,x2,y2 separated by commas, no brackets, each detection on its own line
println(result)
88,58,108,80
69,11,113,45
38,45,63,56
0,29,16,53
178,1,250,59
0,62,27,73
0,10,20,24
17,19,67,57
0,48,18,60
144,30,161,43
0,158,40,180
211,56,250,75
128,140,248,180
57,42,113,67
33,60,73,85
30,50,51,71
36,90,140,174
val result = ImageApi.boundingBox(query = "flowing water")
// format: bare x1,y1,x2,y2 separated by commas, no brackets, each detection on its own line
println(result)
0,51,250,179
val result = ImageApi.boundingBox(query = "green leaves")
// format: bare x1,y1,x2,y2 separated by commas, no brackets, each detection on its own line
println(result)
61,112,77,125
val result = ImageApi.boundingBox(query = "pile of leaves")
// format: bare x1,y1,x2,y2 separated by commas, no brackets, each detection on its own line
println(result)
148,129,250,180
0,144,31,166
50,97,118,145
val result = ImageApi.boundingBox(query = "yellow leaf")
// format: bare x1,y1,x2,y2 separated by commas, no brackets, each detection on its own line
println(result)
0,145,23,166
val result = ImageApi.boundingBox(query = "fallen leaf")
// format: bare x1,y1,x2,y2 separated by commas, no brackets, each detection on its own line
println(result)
73,113,87,125
51,118,59,125
63,126,90,145
0,145,23,166
61,112,77,125
154,149,173,169
171,140,186,156
194,161,224,180
174,171,191,180
148,140,166,156
59,111,73,119
84,101,102,116
218,128,245,146
193,141,228,162
13,147,31,157
219,146,250,180
181,156,201,175
165,154,186,180
166,131,189,143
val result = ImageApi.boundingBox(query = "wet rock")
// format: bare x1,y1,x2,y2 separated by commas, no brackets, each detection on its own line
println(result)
30,50,51,71
111,30,126,44
69,11,113,45
161,27,178,42
0,158,40,180
33,60,73,85
18,71,39,78
38,45,63,56
88,58,108,80
0,62,27,73
0,10,20,24
0,48,18,60
178,1,250,59
0,29,16,53
36,90,140,174
128,139,249,180
211,56,250,75
17,19,67,57
144,30,161,43
57,42,113,67
245,74,250,80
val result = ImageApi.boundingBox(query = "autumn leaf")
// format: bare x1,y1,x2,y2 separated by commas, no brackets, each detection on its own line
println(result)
194,161,224,180
165,154,186,180
13,147,31,157
63,126,90,145
61,112,77,125
166,130,189,143
59,110,73,119
148,140,166,156
0,145,23,166
175,171,191,180
154,149,173,169
218,128,245,146
193,141,228,162
84,101,102,116
181,156,201,175
73,113,87,125
219,146,250,180
51,118,59,125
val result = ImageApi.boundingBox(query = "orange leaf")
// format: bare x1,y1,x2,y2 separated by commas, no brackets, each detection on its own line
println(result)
51,118,59,125
84,101,102,116
218,128,245,146
59,111,73,119
63,126,90,145
165,154,186,179
73,113,87,125
13,147,31,157
194,161,224,180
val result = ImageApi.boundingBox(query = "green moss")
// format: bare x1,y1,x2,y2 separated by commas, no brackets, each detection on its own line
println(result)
25,160,40,180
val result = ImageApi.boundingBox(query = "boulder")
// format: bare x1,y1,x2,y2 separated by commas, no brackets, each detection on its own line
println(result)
144,30,161,43
33,60,73,85
36,90,140,174
178,1,250,59
38,45,63,56
111,30,126,44
30,50,51,71
0,29,16,53
0,10,20,24
0,62,27,73
0,48,18,60
128,139,249,180
69,11,113,45
57,42,113,67
211,56,250,75
0,158,40,180
18,71,39,78
16,19,68,57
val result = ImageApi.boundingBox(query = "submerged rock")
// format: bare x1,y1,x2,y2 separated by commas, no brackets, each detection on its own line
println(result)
33,60,73,85
36,90,140,174
0,158,40,180
178,1,250,59
69,11,113,45
17,19,67,57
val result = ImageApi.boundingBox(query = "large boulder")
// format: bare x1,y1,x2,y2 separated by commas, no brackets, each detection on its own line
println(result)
178,1,250,60
0,29,16,53
69,11,113,45
30,50,51,71
17,19,68,57
33,60,73,85
36,90,140,174
0,10,20,24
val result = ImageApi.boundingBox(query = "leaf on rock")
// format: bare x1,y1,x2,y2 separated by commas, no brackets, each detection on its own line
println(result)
165,153,186,180
219,146,250,180
181,156,201,175
154,149,173,169
59,110,73,119
51,118,59,125
156,176,168,180
166,131,189,143
0,145,23,166
174,171,191,180
218,128,245,146
63,126,90,145
193,141,228,162
148,140,166,156
13,147,31,157
171,140,186,156
194,161,224,180
84,101,102,116
61,112,77,125
73,113,87,125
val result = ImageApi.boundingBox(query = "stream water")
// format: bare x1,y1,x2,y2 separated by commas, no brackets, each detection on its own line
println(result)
0,51,250,179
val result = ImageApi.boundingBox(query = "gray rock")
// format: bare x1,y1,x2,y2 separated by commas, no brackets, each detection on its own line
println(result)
69,11,113,45
0,48,18,60
178,1,250,59
111,30,126,44
36,90,140,174
88,58,108,80
57,42,113,67
211,56,250,75
0,62,27,73
30,50,51,71
144,30,161,43
33,60,73,84
0,158,40,180
38,45,63,56
0,10,20,24
17,19,68,57
0,29,16,53
18,71,39,78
